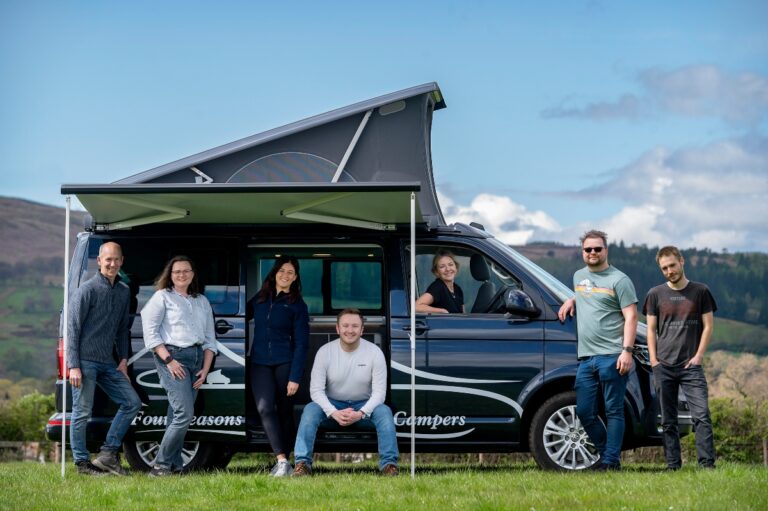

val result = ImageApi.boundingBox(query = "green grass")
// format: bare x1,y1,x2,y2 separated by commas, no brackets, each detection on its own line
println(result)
1,460,766,510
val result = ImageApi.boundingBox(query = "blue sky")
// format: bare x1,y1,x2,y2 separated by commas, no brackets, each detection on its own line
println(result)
2,1,767,251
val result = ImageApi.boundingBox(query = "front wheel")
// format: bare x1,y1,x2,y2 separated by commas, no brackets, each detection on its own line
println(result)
529,391,600,471
123,440,232,472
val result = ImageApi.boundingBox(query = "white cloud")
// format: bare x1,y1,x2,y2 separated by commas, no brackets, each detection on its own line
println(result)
542,65,768,127
439,136,768,252
566,136,768,251
439,192,561,245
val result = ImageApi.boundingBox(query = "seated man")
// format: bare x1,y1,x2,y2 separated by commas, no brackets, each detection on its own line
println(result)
292,308,399,476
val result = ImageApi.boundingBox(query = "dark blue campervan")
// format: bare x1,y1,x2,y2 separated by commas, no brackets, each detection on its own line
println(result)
47,83,689,471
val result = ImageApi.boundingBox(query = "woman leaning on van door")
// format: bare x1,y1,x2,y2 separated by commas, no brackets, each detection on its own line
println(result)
415,249,465,313
248,255,309,477
141,255,218,477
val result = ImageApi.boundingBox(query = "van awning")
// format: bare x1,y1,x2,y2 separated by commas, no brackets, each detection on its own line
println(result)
61,182,422,231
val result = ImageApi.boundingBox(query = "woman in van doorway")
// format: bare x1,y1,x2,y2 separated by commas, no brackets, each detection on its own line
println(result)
249,255,309,477
416,249,465,313
141,255,218,476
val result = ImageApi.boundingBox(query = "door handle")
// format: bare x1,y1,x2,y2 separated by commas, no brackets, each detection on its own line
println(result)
215,320,234,335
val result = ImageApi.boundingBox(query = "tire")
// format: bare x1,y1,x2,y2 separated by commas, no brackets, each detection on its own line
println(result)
528,391,600,471
123,440,232,472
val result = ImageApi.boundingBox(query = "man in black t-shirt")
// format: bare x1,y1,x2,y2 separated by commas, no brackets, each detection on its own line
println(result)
643,246,717,470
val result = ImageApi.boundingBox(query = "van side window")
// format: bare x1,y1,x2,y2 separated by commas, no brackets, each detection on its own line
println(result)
331,261,382,310
84,237,240,315
248,246,384,315
412,245,520,314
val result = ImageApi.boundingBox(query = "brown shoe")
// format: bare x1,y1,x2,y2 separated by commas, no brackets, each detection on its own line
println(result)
381,464,399,476
293,461,312,477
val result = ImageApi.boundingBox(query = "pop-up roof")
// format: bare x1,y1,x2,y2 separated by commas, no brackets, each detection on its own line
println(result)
67,82,444,230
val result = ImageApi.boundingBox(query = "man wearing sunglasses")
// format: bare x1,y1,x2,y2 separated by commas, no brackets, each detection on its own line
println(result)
558,230,638,471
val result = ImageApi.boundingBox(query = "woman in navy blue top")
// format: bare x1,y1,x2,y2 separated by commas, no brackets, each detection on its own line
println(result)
415,250,465,314
248,255,309,477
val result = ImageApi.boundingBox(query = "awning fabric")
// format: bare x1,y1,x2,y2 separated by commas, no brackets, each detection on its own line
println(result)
62,182,422,231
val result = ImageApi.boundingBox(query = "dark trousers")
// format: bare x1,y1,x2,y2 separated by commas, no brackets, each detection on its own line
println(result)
250,363,294,457
654,363,716,468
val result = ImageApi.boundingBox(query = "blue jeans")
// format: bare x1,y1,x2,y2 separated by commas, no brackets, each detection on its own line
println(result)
294,399,399,470
654,363,715,468
575,354,628,466
70,360,142,463
153,346,203,470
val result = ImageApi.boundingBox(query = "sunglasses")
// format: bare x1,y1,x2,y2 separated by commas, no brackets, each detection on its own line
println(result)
583,247,604,253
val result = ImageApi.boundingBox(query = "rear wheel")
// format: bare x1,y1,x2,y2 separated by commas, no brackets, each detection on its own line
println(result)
123,440,232,472
529,391,600,471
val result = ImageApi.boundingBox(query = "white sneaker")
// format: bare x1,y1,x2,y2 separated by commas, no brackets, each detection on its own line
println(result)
270,460,293,477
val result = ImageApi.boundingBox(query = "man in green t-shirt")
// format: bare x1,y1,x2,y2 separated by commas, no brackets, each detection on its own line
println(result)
559,230,638,471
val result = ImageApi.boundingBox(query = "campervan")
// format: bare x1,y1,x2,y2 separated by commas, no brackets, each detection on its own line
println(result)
46,83,689,471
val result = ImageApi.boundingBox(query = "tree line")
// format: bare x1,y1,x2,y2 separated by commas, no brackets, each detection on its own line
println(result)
523,243,768,328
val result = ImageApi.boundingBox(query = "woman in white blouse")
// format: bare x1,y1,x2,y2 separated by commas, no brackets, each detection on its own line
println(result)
141,255,218,476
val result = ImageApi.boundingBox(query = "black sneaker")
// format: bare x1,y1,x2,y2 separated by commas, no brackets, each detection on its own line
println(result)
92,450,128,476
76,460,106,476
149,466,175,477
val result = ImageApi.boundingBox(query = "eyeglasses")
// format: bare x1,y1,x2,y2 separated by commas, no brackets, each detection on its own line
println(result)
171,270,194,275
583,247,604,253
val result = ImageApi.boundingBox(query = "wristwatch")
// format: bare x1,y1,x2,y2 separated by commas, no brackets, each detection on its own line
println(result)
622,346,634,353
360,410,370,419
162,354,174,365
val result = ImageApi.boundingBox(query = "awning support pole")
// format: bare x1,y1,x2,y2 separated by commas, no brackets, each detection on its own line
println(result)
332,109,372,183
282,192,395,230
61,196,70,478
281,192,354,214
284,211,394,231
410,191,416,478
91,195,188,230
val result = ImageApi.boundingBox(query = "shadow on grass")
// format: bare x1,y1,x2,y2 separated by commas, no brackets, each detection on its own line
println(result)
225,462,543,476
224,461,672,476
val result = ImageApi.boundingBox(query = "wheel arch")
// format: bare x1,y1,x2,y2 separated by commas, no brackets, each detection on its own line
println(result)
521,374,648,452
520,377,575,452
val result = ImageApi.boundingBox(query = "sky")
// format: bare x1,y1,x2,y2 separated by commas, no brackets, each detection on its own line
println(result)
1,1,767,252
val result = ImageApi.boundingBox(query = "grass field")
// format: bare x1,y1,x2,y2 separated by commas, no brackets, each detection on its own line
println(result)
1,460,766,511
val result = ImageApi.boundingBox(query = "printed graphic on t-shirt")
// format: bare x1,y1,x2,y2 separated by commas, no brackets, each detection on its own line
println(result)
575,278,615,296
660,297,698,329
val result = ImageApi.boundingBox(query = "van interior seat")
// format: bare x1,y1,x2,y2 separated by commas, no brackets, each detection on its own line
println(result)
470,254,496,313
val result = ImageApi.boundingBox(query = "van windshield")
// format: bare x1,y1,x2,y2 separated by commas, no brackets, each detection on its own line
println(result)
487,238,574,303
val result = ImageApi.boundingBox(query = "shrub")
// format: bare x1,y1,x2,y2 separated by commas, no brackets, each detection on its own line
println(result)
683,397,768,463
0,392,55,444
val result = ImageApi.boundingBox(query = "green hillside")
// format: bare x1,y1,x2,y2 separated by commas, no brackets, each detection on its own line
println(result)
0,198,766,384
514,242,768,329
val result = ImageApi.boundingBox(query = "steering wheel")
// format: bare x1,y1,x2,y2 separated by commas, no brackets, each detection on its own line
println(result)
485,286,510,314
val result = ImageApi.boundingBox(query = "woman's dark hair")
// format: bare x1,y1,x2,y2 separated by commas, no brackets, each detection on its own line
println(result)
256,255,303,303
154,255,202,297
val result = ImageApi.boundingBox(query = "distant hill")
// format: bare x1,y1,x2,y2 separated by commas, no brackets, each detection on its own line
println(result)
0,197,86,388
0,197,765,387
513,242,768,351
0,196,85,266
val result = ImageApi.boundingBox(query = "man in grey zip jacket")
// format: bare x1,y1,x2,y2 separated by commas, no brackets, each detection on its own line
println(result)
68,242,142,475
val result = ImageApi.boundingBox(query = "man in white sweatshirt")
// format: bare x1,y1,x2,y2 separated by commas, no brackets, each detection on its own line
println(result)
292,308,399,476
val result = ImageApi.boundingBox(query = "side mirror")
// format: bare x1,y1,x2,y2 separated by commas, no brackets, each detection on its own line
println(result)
504,289,540,318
